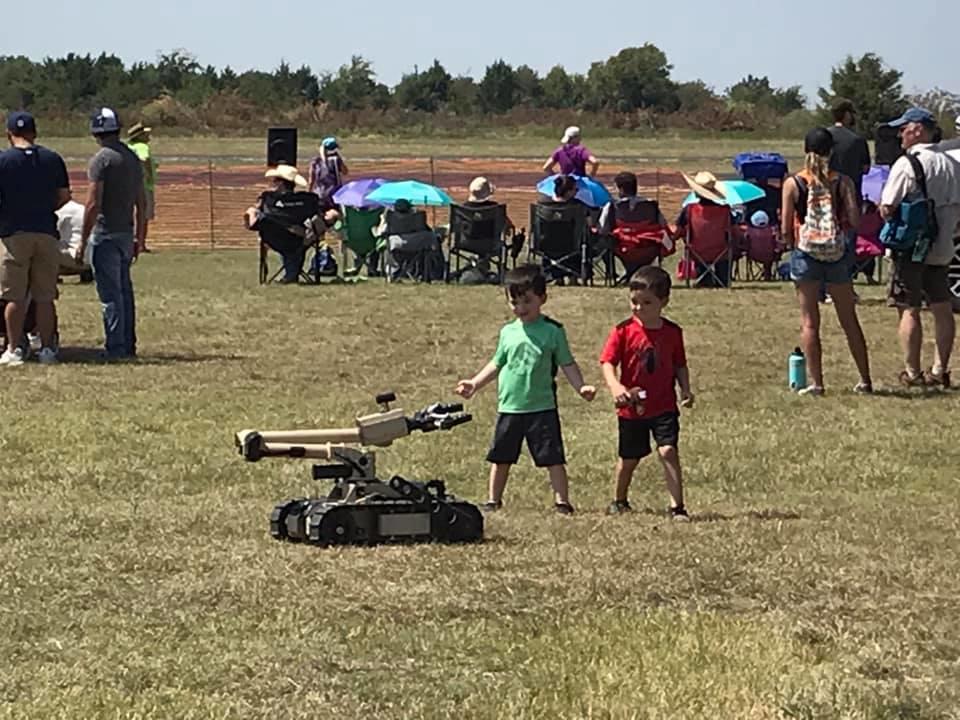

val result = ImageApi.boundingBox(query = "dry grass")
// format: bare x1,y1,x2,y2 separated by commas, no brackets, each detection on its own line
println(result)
2,251,959,719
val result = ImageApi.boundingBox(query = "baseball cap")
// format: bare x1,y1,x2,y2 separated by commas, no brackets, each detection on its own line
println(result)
886,107,936,128
561,126,581,143
90,107,121,135
6,111,36,135
804,127,834,156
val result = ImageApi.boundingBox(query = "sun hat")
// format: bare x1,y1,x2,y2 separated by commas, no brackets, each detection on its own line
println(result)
6,111,36,135
265,164,308,189
750,210,770,228
561,126,581,143
682,171,726,204
90,107,121,135
804,128,834,156
886,107,936,128
127,122,152,141
468,176,495,201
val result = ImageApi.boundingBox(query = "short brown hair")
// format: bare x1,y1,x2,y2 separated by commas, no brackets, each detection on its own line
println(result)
628,266,671,300
505,264,547,299
832,98,856,123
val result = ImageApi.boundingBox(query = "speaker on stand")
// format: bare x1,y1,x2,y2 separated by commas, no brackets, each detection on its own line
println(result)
267,127,298,167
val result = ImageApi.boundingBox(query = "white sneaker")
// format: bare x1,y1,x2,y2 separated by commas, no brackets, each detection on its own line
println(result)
37,347,58,365
0,347,25,366
28,333,41,352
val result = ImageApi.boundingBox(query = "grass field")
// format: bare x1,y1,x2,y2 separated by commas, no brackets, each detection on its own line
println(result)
3,252,960,719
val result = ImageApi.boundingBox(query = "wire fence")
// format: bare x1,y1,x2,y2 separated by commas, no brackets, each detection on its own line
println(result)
67,158,690,250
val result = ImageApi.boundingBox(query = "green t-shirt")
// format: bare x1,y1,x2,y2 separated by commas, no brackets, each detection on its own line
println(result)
127,141,157,192
492,316,574,414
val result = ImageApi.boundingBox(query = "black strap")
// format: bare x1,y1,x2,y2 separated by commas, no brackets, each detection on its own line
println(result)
904,152,930,200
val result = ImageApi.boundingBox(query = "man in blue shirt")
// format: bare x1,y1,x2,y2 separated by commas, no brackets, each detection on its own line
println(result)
0,112,71,366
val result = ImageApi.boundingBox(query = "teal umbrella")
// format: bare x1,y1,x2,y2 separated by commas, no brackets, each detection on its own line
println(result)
366,180,452,207
682,179,767,207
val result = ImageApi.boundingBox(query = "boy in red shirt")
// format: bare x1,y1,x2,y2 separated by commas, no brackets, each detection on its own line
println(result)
600,266,694,519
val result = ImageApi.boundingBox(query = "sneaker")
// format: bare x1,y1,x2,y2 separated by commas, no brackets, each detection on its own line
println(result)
607,500,633,515
481,500,502,513
37,347,58,365
27,333,41,352
554,503,575,516
0,347,25,366
670,505,691,522
798,385,825,397
853,381,873,394
925,369,951,389
899,370,926,388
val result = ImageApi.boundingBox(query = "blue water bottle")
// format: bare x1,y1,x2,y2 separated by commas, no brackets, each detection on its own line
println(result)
789,347,807,390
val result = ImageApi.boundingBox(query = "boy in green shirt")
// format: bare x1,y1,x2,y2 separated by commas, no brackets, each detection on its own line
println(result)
126,123,157,253
456,264,596,514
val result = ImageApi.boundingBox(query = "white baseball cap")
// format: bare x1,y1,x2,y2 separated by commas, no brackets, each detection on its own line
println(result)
561,126,581,143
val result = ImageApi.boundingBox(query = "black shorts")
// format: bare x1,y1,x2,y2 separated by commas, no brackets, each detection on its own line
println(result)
618,412,680,460
487,410,566,467
888,260,951,308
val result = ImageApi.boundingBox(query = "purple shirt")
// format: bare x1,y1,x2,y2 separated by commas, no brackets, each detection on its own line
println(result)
551,144,592,176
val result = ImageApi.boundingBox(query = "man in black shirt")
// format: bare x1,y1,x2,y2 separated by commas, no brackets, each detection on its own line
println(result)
828,99,871,201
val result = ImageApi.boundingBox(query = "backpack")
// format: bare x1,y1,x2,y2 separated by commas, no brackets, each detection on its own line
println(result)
879,153,939,263
793,171,846,263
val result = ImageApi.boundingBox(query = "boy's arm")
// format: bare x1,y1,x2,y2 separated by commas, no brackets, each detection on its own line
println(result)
676,366,694,407
560,362,596,401
602,362,630,406
455,361,499,400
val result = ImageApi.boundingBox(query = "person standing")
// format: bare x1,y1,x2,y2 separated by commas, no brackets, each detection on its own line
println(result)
827,99,871,200
542,126,599,177
308,136,349,224
880,108,960,388
75,108,145,360
0,112,71,366
126,122,157,253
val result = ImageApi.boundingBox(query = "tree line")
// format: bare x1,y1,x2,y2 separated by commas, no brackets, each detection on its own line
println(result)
0,45,945,138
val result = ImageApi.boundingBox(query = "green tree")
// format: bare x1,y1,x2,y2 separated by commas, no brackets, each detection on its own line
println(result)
319,55,389,111
586,44,678,112
675,80,718,111
513,65,543,107
477,60,516,114
727,74,805,113
157,49,200,93
818,53,907,138
541,65,580,109
447,76,478,115
394,60,452,113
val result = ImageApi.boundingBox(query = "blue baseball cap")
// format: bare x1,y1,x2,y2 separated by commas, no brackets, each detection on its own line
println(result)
322,136,338,150
90,107,121,135
886,107,936,128
6,111,36,135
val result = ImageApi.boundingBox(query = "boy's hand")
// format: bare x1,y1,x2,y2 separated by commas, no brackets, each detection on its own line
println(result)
455,380,476,399
609,382,631,408
680,391,695,408
579,385,596,402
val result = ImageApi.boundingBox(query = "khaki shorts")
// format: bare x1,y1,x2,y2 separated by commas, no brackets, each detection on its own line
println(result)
144,190,156,221
0,232,61,302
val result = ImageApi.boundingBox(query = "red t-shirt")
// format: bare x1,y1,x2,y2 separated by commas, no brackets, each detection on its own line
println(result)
600,317,687,419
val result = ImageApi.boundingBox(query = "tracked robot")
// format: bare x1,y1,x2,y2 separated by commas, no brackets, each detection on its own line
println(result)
235,393,483,546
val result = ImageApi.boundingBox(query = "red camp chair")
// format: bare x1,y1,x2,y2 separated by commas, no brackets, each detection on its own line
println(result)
602,199,674,286
681,204,733,289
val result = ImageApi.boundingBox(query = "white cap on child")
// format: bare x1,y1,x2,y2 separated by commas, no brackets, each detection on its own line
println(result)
750,210,770,228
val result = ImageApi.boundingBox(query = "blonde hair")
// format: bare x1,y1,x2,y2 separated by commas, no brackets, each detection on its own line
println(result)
804,152,831,189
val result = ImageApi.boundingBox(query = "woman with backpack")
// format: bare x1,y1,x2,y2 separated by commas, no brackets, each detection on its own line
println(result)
781,128,872,396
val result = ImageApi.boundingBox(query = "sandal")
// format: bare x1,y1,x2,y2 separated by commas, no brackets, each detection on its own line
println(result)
554,503,575,516
899,370,926,388
481,500,503,513
924,369,951,389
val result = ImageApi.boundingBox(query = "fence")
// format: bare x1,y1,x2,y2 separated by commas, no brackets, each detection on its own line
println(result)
67,158,689,250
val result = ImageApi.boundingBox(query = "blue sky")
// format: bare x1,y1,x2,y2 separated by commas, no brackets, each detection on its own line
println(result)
16,0,958,102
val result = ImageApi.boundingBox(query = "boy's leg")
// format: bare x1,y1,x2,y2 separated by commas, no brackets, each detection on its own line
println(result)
612,418,651,510
651,413,685,513
546,465,571,506
485,414,524,507
488,464,511,506
525,410,570,509
614,458,641,502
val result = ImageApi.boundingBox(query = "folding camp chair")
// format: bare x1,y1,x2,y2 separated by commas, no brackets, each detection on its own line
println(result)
340,206,384,277
380,209,444,283
950,235,960,311
736,225,783,281
528,203,590,284
682,204,734,289
447,203,510,284
256,191,321,285
599,198,672,286
259,236,320,285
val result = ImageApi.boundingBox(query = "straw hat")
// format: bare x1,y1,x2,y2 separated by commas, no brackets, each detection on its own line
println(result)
265,164,308,189
127,122,151,141
468,176,495,202
682,171,725,204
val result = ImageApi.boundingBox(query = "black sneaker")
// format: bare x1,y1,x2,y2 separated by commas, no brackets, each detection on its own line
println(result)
670,505,691,522
554,503,575,516
481,500,502,513
607,500,633,515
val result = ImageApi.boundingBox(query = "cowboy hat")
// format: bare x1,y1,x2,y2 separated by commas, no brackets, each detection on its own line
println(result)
468,176,495,202
127,122,152,140
682,171,726,204
265,164,308,189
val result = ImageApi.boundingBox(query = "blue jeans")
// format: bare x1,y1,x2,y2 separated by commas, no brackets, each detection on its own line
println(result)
92,233,136,357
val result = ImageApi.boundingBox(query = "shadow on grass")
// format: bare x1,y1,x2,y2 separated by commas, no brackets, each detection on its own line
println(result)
871,387,955,401
57,346,246,365
635,507,802,523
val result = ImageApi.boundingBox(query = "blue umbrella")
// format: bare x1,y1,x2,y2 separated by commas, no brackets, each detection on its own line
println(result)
333,178,387,208
537,174,612,208
682,179,768,207
366,180,452,207
861,165,890,205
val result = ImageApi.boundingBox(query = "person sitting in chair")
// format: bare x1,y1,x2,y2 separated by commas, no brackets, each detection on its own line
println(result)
244,164,319,284
598,172,672,276
376,199,440,280
465,176,515,230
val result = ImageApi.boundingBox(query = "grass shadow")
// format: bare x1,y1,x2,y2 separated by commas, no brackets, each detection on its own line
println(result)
636,507,802,523
58,346,246,365
871,387,955,401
